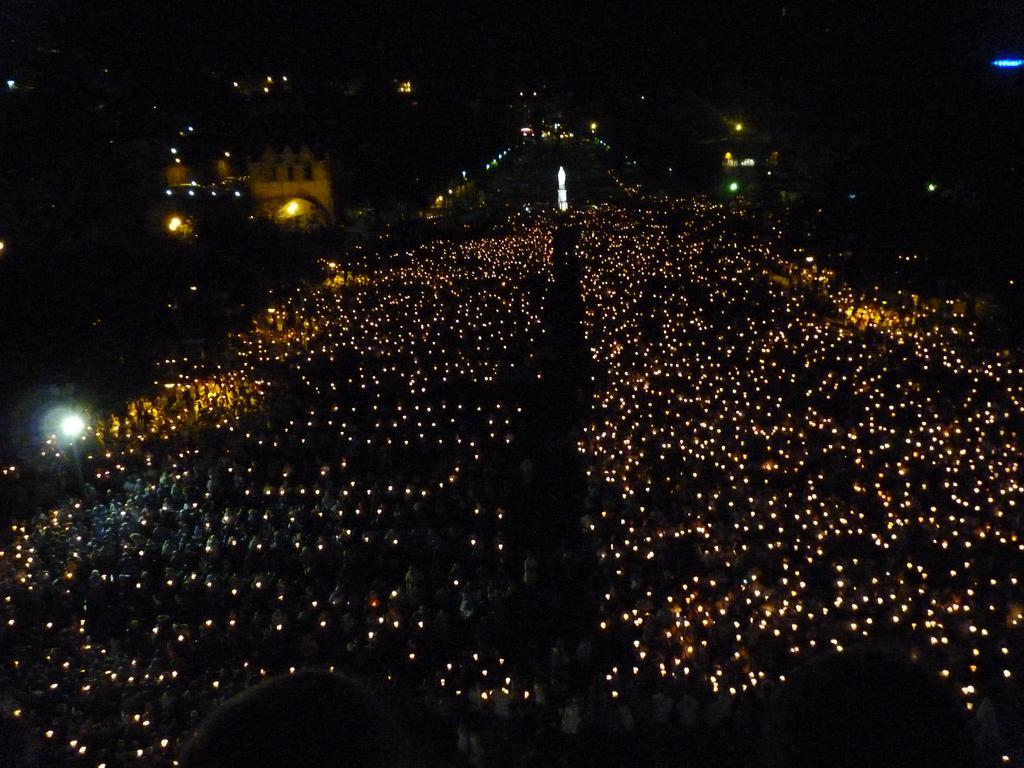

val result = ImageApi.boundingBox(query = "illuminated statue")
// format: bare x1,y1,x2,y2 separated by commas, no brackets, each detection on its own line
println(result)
557,166,568,211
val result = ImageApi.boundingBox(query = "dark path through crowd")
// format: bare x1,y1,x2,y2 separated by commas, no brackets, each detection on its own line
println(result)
501,223,596,684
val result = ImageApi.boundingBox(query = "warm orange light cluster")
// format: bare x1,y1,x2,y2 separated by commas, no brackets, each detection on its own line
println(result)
4,198,1021,766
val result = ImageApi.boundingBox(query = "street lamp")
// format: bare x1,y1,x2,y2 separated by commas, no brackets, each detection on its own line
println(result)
58,414,86,491
60,414,85,439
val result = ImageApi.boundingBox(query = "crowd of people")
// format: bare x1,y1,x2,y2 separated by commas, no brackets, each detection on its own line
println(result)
91,373,266,449
575,201,1020,757
0,201,1018,766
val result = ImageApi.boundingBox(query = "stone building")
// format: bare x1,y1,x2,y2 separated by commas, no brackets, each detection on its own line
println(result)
247,145,334,228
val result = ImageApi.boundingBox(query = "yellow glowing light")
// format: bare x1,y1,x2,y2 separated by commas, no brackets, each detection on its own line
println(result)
167,216,183,232
286,201,299,216
734,122,744,132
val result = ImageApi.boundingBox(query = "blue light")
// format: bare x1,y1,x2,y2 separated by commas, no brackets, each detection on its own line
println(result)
992,58,1024,68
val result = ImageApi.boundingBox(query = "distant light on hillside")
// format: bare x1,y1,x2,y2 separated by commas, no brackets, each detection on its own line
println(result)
992,58,1024,68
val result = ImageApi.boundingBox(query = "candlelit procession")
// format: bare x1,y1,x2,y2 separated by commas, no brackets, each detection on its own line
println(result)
3,4,1024,767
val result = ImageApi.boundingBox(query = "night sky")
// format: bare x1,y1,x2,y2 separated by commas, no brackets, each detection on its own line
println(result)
2,1,1022,178
7,2,1024,102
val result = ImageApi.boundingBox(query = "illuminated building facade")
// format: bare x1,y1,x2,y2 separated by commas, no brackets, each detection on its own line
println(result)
247,145,335,227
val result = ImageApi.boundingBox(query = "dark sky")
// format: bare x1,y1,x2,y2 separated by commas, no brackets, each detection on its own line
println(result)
6,2,1023,94
3,0,1024,183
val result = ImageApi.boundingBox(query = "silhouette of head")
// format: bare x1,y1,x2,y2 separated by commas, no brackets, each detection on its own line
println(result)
767,649,976,768
180,670,412,768
0,714,32,768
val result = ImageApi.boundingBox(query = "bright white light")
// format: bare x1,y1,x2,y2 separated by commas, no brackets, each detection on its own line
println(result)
5,80,14,90
60,415,85,438
557,166,566,189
